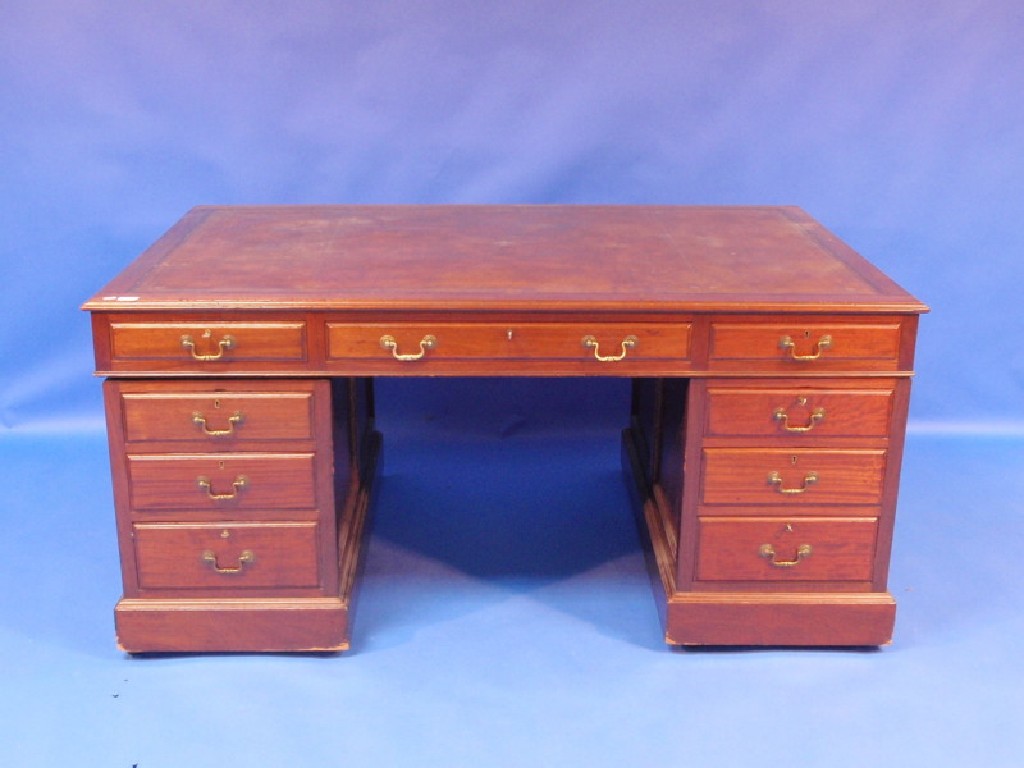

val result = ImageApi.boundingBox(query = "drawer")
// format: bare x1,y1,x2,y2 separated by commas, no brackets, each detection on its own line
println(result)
127,453,317,511
705,384,894,439
696,517,877,581
702,448,886,506
133,521,320,589
109,321,307,363
327,322,690,363
709,321,902,371
121,389,316,443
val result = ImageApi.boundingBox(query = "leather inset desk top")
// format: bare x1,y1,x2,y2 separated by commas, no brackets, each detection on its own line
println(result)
84,205,926,314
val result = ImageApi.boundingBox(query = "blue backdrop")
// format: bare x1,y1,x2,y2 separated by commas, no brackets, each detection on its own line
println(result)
2,0,1022,433
3,3,1023,767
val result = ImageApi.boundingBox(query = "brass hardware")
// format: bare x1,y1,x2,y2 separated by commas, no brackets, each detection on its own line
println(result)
507,329,514,341
767,470,818,494
779,333,832,361
380,334,437,361
197,475,248,500
192,410,244,436
201,549,255,574
181,333,234,361
582,334,638,362
773,404,826,432
759,543,812,567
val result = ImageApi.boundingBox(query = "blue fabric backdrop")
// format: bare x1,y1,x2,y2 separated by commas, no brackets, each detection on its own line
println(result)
3,4,1024,767
1,0,1022,433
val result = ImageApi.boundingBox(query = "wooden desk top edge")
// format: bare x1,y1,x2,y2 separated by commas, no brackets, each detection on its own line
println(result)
83,205,928,315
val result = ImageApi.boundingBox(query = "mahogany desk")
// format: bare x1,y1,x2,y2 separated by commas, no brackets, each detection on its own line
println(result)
83,205,927,652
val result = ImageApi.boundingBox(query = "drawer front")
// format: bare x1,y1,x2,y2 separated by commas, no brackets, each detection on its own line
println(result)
121,390,315,443
134,521,320,589
110,321,307,363
705,385,894,439
702,448,886,506
709,322,902,371
696,517,877,581
327,322,690,363
128,453,317,511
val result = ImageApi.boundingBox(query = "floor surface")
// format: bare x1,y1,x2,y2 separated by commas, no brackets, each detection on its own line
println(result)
2,404,1021,766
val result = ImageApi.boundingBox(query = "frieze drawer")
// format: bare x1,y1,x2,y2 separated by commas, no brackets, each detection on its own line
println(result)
709,321,903,371
327,322,690,365
104,319,308,371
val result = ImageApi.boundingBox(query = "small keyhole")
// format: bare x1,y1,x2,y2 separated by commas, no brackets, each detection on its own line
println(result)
803,330,811,339
220,530,231,539
218,461,225,470
791,456,798,465
202,329,213,339
214,398,221,409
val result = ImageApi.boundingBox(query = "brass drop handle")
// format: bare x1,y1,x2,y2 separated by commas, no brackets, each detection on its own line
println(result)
773,401,826,433
759,543,812,567
181,332,235,361
197,475,248,500
202,549,255,574
380,334,437,361
582,334,638,362
779,334,832,361
192,411,244,436
767,470,818,494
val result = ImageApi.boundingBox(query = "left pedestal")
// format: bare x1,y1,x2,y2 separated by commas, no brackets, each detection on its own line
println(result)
103,378,378,653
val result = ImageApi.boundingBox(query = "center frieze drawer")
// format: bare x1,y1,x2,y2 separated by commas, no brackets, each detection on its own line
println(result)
133,521,321,590
701,448,886,506
327,322,690,363
695,517,878,582
127,453,318,512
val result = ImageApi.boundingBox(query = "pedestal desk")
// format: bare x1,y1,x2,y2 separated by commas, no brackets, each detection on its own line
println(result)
83,205,926,652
